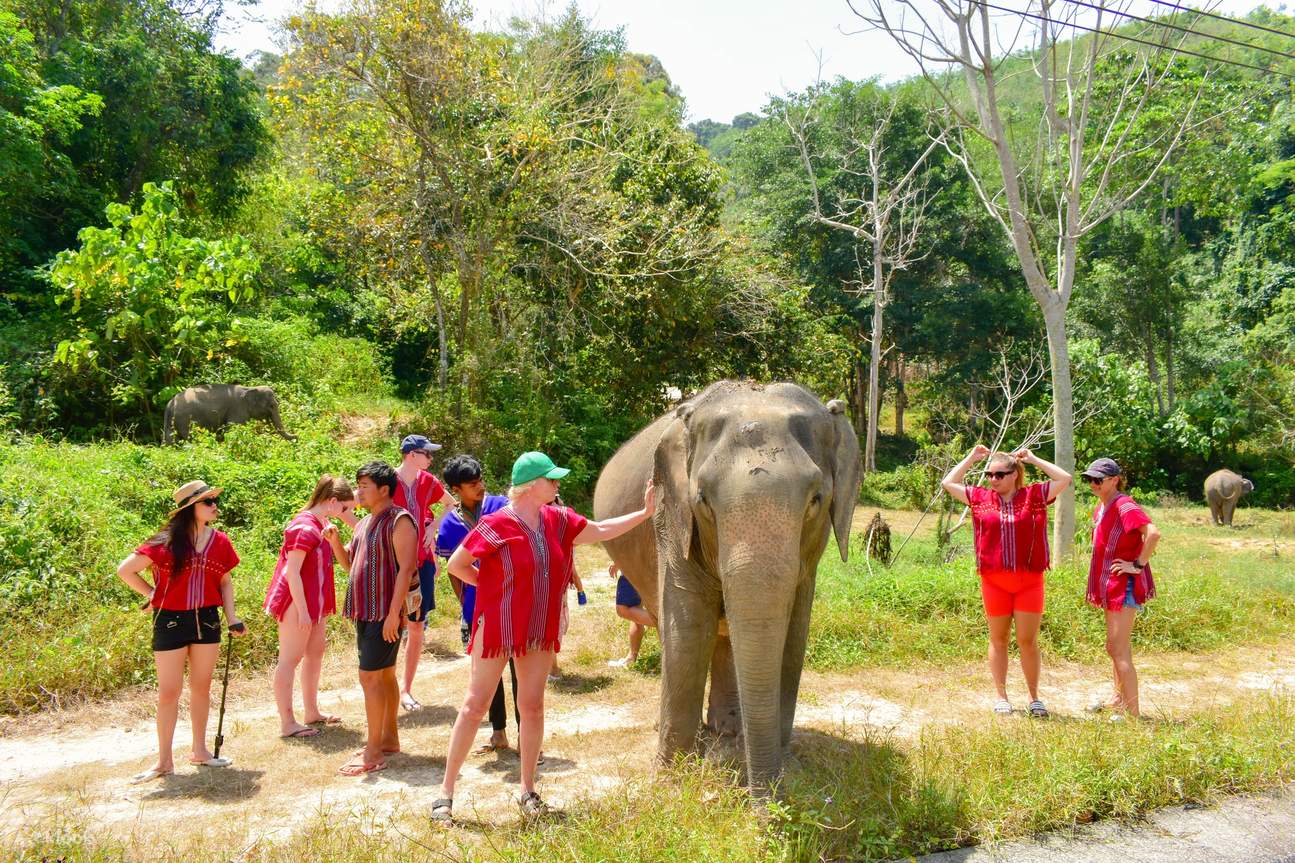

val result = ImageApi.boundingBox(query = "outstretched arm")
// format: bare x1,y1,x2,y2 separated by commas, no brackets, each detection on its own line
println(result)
941,444,991,506
574,480,656,545
1012,448,1073,501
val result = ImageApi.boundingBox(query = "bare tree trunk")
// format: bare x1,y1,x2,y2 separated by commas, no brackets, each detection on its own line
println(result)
865,237,885,473
894,354,906,436
855,355,868,435
1146,340,1165,417
1165,330,1176,413
1042,301,1076,559
417,241,450,391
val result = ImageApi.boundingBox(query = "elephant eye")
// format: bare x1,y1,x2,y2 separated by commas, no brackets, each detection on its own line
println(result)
811,492,823,505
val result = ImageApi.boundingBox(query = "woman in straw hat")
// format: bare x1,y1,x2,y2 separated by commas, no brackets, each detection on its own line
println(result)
432,451,654,824
116,480,246,782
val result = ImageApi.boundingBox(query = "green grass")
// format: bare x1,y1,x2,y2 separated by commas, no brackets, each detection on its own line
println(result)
2,423,1293,712
808,505,1295,670
12,692,1294,862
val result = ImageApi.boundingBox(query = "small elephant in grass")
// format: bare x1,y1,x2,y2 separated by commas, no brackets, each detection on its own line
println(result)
1204,469,1254,527
162,384,296,444
594,381,860,791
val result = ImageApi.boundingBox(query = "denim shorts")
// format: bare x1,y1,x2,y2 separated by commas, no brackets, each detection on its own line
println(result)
1123,576,1143,611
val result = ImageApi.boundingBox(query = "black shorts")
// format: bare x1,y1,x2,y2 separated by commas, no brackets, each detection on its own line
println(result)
355,619,400,671
152,605,222,652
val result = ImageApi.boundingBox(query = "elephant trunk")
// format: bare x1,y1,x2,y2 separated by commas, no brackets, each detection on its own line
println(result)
721,545,797,790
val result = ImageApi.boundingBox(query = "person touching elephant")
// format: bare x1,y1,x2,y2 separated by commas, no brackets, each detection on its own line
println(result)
432,452,654,824
162,384,296,443
593,381,861,791
942,444,1072,718
1204,469,1254,527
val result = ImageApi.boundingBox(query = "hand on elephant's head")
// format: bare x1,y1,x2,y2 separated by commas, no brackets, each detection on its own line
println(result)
642,478,656,517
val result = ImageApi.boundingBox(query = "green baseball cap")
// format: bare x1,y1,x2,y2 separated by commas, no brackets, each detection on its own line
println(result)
511,451,570,486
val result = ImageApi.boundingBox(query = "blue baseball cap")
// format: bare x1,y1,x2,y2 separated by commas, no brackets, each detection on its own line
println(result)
400,434,442,455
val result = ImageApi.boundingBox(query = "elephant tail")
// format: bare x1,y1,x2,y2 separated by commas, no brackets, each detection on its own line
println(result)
162,399,174,445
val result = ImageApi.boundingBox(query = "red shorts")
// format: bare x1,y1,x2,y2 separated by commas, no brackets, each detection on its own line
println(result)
979,569,1045,616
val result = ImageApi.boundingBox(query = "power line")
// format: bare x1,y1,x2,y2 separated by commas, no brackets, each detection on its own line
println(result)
972,0,1295,79
1061,0,1295,62
1143,0,1295,42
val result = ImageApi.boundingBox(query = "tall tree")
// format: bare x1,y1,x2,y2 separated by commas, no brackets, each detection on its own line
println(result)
854,0,1215,555
780,79,943,470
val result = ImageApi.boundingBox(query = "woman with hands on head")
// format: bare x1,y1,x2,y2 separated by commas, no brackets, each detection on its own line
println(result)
115,480,246,783
431,452,655,825
263,475,357,739
942,444,1072,718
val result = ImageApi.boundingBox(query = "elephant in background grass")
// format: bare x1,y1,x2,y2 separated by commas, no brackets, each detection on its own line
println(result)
594,381,860,790
1205,469,1254,526
162,384,296,444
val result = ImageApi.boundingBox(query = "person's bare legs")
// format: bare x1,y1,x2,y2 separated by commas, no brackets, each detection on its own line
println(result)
185,642,221,762
986,614,1012,702
402,620,425,706
300,620,335,723
380,664,400,752
1013,611,1043,702
514,650,552,797
274,609,313,735
609,605,653,666
439,636,509,800
1105,607,1140,716
355,668,389,767
151,648,187,774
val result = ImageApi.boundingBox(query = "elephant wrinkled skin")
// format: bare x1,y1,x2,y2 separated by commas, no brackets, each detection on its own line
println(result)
1204,469,1253,526
593,381,860,790
162,384,296,444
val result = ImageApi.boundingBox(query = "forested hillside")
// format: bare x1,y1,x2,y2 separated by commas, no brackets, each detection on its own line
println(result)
1,0,1291,505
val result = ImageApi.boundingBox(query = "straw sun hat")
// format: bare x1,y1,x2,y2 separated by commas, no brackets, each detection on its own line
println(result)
169,480,223,518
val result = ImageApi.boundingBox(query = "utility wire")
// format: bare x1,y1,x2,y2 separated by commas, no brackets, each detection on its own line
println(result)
1144,0,1295,42
973,0,1295,79
1061,0,1295,61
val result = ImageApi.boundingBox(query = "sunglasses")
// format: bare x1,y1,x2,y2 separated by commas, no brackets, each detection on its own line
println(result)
985,470,1015,480
202,497,220,506
1085,476,1109,485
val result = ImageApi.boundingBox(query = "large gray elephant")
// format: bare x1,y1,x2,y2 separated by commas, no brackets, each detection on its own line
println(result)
162,384,296,444
1204,469,1253,526
594,380,860,790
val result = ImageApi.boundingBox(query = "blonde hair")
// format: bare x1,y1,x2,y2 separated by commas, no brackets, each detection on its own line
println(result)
507,478,539,502
987,453,1026,491
306,474,355,509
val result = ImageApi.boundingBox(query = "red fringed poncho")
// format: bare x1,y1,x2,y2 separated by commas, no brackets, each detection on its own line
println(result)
462,504,588,658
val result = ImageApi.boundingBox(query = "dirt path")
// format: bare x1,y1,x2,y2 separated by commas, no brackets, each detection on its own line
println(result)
6,520,1295,854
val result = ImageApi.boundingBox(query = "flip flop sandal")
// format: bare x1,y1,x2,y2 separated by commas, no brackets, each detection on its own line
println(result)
193,756,232,767
1027,700,1050,719
992,700,1013,716
518,791,548,819
400,694,422,711
130,768,172,784
281,727,322,739
338,758,386,776
430,798,453,825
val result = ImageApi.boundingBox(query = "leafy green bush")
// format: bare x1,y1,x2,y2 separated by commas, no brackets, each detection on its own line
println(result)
0,424,391,711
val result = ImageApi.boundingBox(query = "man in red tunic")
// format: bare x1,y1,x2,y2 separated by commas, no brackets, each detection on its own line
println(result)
392,434,457,711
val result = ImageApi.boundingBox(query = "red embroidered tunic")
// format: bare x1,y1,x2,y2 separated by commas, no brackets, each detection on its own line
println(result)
967,481,1052,576
264,512,337,623
1087,494,1157,609
393,470,446,566
461,505,588,658
136,530,240,611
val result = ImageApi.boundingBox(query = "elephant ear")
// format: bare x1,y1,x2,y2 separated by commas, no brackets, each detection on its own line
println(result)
826,399,860,562
653,402,695,560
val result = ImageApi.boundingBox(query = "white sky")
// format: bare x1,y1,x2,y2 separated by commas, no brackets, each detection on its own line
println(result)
214,0,1271,123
